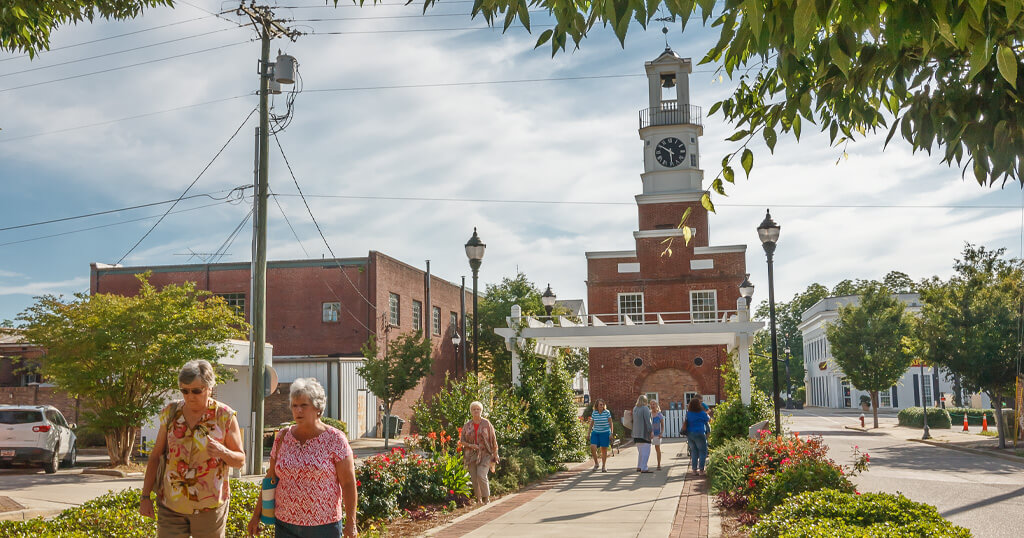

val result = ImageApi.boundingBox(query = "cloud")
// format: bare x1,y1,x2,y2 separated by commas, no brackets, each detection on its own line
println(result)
0,277,89,297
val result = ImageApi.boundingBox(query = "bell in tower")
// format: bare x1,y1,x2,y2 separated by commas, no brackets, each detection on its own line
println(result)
639,48,704,194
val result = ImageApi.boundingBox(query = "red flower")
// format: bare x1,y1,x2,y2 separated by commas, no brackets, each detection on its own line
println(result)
449,489,455,495
865,454,870,462
357,480,362,487
428,432,438,440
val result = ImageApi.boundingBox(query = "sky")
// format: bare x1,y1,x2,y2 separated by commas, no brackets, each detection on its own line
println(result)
1,0,1022,325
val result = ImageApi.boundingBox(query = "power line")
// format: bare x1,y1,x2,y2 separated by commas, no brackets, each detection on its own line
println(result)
0,41,251,94
272,131,378,320
290,10,546,21
307,23,553,35
0,95,251,143
115,108,258,265
0,198,245,248
0,187,250,232
0,28,246,79
0,16,215,63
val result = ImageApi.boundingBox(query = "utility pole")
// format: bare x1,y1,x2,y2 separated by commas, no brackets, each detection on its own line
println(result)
236,2,299,476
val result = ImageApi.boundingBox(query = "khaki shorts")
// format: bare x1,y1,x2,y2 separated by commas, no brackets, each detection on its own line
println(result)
157,500,229,538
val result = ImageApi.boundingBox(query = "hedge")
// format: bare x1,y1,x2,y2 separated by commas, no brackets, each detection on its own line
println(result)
946,407,1015,427
897,406,952,429
709,389,774,444
751,489,972,538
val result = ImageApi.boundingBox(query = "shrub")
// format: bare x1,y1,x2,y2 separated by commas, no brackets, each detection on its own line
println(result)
898,406,952,429
265,417,349,449
0,480,272,538
748,459,854,513
709,390,774,444
707,437,755,494
859,394,871,406
792,386,806,404
751,489,972,537
411,373,528,452
490,446,559,496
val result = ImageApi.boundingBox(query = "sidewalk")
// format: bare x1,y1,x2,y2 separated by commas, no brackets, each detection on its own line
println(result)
832,414,1024,463
426,438,712,538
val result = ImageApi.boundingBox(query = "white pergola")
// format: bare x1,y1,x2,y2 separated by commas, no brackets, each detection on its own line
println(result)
495,297,764,404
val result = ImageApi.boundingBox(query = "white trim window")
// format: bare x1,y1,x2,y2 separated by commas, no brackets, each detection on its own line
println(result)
412,300,422,331
432,306,441,336
690,290,717,323
879,389,892,408
389,293,400,327
450,311,458,334
322,302,341,322
617,292,644,323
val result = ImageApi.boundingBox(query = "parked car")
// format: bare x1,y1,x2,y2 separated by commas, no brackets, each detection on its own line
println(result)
0,405,77,473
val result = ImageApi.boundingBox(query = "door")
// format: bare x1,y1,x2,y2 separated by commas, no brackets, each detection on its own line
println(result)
842,381,852,408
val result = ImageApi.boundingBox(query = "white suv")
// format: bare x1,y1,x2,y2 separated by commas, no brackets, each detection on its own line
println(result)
0,405,77,473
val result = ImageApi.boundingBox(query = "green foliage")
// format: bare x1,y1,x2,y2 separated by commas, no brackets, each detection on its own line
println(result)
1,1,174,57
916,244,1023,446
0,481,270,537
709,389,774,444
359,330,433,429
827,282,914,427
513,344,587,462
946,407,997,426
898,407,953,429
707,437,755,494
749,459,854,513
17,273,247,464
792,386,806,404
751,489,972,538
411,373,527,451
490,446,558,496
542,353,588,462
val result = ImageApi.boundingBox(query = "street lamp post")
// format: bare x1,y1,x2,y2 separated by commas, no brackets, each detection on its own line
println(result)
757,209,782,434
541,284,557,317
739,274,755,307
465,228,486,373
451,331,462,375
919,362,931,439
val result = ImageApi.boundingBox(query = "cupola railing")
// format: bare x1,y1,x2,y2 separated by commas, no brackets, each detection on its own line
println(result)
639,101,702,129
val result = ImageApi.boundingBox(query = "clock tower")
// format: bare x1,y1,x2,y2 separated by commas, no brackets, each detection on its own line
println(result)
640,47,703,194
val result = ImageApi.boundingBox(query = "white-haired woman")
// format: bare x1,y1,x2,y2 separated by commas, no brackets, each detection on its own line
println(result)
248,378,357,538
632,394,653,473
140,359,245,538
459,401,499,504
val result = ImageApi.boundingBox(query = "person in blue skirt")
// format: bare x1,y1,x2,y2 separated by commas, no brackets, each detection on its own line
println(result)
588,399,613,472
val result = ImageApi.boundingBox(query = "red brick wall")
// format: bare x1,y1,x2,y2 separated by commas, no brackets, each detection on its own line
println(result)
0,386,88,425
637,201,709,247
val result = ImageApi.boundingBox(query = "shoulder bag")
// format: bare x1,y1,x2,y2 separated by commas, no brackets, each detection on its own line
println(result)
153,401,183,499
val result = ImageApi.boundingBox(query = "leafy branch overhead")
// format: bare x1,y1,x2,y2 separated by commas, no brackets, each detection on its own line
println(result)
413,0,1024,191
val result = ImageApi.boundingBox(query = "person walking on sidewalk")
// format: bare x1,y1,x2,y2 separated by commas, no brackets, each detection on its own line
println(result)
588,399,613,472
247,378,358,538
140,360,246,538
683,396,711,475
632,395,653,473
460,401,500,504
649,400,664,470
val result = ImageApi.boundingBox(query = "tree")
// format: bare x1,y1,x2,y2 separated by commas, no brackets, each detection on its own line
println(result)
17,274,245,465
750,282,828,397
915,244,1023,448
359,328,433,449
417,0,1024,206
826,282,913,428
2,1,173,57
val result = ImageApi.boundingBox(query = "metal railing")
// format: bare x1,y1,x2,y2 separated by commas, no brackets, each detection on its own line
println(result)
639,101,703,129
510,309,742,328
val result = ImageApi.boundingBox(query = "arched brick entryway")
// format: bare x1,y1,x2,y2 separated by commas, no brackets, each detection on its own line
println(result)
638,367,699,410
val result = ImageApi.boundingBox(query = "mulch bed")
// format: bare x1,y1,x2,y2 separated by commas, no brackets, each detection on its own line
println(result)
379,501,485,537
718,507,753,538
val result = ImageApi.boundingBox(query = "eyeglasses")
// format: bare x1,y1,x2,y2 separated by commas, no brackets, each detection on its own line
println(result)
180,388,205,395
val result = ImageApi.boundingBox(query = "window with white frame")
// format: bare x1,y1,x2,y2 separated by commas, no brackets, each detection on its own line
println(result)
921,374,933,406
412,300,422,331
690,290,717,322
432,306,441,336
879,389,892,408
617,293,644,323
450,312,458,334
645,392,659,403
389,293,400,327
322,302,340,322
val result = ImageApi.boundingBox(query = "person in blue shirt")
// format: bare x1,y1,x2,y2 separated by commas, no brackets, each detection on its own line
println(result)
588,399,614,472
683,396,711,475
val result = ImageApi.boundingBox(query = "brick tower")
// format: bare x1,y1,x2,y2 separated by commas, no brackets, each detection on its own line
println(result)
585,48,748,416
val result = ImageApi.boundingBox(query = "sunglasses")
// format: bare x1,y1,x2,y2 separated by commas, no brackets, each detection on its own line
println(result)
180,388,205,395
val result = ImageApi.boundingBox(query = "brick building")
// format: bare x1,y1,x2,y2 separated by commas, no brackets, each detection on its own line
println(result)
0,329,45,387
585,49,749,415
91,251,470,435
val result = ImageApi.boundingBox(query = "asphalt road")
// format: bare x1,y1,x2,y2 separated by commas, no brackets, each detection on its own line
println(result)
787,409,1024,538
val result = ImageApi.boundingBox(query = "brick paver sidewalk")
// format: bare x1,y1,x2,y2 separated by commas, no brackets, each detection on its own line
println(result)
427,438,712,538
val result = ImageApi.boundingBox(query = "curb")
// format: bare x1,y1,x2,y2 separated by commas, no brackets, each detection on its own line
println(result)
0,508,64,522
907,438,1024,465
843,425,870,432
81,468,143,478
707,488,722,538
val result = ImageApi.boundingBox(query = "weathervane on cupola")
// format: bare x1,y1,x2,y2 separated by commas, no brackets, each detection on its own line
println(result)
655,11,676,51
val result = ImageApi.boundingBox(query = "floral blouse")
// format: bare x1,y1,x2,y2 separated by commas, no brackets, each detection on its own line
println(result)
158,399,236,514
271,425,353,526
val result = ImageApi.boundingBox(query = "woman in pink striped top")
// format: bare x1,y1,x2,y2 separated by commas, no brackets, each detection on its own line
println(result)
248,378,357,538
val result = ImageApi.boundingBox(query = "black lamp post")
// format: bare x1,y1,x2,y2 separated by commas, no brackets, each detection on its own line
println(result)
757,209,782,434
465,228,486,373
784,346,793,410
541,283,557,316
451,331,461,375
919,362,931,439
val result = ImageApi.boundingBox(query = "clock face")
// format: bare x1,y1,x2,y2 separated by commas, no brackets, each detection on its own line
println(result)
655,137,686,167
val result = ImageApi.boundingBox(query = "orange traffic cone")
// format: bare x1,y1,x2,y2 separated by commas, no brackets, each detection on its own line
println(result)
982,414,989,433
962,413,969,432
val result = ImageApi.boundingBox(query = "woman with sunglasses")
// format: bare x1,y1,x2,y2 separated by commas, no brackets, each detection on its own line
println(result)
140,359,245,538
